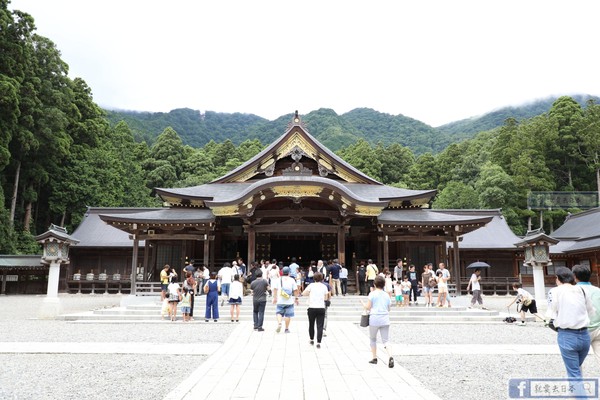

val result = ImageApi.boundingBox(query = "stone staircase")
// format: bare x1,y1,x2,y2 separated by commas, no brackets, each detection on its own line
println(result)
60,294,513,324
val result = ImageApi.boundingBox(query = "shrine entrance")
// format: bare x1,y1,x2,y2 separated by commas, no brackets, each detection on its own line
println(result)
270,236,321,265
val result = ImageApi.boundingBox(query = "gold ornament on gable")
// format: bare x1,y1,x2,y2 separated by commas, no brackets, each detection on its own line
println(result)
272,185,323,198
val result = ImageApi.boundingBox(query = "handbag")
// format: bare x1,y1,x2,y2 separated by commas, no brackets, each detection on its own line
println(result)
360,312,370,327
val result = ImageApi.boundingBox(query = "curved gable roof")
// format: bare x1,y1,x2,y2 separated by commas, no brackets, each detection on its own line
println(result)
211,114,381,185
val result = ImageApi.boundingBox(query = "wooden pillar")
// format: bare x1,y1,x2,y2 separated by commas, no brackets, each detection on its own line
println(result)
131,236,139,295
247,227,256,264
376,235,382,268
337,225,346,265
143,239,150,282
452,234,460,295
182,240,188,269
210,237,216,270
203,235,210,268
2,270,7,295
383,234,389,271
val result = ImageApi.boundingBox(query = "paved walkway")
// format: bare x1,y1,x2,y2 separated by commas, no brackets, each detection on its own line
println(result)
164,321,438,400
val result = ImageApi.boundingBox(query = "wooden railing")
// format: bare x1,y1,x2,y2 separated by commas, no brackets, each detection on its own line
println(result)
67,274,131,294
135,282,163,296
457,277,520,296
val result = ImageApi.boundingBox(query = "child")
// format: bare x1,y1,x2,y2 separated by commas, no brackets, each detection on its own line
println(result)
401,275,411,307
394,280,403,307
507,283,545,325
296,269,304,294
436,270,448,307
180,287,192,322
384,270,393,297
229,274,244,322
167,278,181,321
161,296,170,320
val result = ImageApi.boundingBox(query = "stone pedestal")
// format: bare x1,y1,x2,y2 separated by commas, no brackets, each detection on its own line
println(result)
38,296,62,319
38,262,62,318
532,264,547,306
46,262,61,297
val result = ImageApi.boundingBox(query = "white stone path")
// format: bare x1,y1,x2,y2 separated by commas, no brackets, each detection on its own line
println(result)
161,320,565,400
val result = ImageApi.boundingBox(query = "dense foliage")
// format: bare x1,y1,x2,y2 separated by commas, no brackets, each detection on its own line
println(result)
2,2,600,254
107,107,447,154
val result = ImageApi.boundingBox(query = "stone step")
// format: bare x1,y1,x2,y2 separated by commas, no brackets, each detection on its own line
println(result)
98,306,498,317
61,313,507,322
60,294,516,323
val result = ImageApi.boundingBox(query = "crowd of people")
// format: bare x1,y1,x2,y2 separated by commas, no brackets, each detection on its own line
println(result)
157,257,600,376
355,259,455,308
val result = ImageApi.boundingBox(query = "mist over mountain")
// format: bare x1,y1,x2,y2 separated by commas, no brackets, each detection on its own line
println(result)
105,94,599,154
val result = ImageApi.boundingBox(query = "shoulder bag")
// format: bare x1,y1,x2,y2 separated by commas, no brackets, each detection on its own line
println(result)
360,311,370,327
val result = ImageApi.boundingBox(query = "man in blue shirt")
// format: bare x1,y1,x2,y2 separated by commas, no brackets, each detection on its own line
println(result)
288,257,299,279
329,259,342,296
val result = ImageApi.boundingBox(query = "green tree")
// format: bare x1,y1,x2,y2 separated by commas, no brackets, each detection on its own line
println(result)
406,153,438,190
237,139,264,162
577,100,600,198
376,143,414,185
178,148,217,187
432,181,479,209
336,139,382,180
548,96,584,189
143,127,185,189
474,162,514,209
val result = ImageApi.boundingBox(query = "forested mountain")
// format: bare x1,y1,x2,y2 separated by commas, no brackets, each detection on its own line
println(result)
437,94,600,137
107,107,444,154
2,2,600,254
106,95,599,154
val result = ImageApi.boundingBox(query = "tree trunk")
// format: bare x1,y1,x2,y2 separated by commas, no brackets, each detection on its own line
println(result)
9,160,21,226
23,201,32,232
60,210,66,227
597,168,600,207
568,168,572,188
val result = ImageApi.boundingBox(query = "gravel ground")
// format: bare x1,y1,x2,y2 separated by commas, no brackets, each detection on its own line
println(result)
401,354,600,400
3,294,599,400
389,322,558,345
0,353,202,400
0,295,236,400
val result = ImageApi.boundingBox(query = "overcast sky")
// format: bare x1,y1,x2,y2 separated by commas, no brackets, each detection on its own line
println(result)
8,0,600,127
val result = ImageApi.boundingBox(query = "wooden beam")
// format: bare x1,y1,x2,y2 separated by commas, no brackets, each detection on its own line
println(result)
386,236,454,242
253,210,340,220
253,224,339,233
137,234,208,240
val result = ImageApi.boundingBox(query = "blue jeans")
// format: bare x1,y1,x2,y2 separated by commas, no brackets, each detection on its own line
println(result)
253,301,266,329
557,328,590,378
221,283,230,296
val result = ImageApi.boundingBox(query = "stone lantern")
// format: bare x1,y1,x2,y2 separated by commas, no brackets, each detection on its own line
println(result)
35,224,79,318
515,228,559,305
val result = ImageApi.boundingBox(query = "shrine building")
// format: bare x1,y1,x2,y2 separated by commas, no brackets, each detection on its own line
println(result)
66,113,499,290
